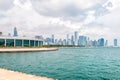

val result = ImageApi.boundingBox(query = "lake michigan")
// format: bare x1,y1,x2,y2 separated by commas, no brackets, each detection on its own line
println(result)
0,48,120,80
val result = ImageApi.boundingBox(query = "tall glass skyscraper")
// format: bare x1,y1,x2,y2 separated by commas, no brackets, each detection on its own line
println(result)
78,36,87,46
98,38,104,46
114,39,118,46
67,34,69,45
51,34,54,43
74,31,78,46
105,40,108,47
14,27,18,37
71,35,74,45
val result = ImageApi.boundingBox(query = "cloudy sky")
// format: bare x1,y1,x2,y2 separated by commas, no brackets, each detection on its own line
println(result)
0,0,120,45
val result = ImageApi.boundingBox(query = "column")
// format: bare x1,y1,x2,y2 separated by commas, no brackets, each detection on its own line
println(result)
34,40,35,47
4,39,6,47
22,39,24,47
29,40,30,47
14,39,16,47
38,40,39,47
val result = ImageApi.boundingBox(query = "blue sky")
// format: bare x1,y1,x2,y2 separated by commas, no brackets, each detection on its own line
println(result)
0,0,120,45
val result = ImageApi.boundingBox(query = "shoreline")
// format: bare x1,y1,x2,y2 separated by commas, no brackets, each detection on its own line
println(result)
0,68,54,80
0,48,58,53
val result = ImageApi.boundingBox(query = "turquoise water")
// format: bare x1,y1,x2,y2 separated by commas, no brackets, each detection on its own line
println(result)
0,48,120,80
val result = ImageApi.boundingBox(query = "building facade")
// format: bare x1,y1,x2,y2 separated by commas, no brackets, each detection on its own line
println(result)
0,37,43,47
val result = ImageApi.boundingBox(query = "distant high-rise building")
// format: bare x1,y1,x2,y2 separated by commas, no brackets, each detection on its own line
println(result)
35,35,40,39
78,36,87,47
45,37,52,45
35,35,44,40
51,34,54,43
98,38,104,46
92,40,97,47
114,39,118,46
105,40,108,47
63,39,67,45
0,32,2,36
67,34,69,45
74,31,78,46
71,35,74,45
58,39,62,45
8,33,11,36
86,37,90,46
55,39,58,44
87,40,93,47
13,27,18,37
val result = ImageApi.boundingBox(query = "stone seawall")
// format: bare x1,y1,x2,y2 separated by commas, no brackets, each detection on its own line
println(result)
0,48,58,53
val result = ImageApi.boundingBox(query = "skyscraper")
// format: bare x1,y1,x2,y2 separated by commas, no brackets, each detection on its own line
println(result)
105,40,108,47
0,32,2,36
98,38,104,47
14,27,18,37
51,34,54,43
71,35,74,45
78,36,87,47
8,33,11,36
74,31,78,46
35,35,44,40
92,40,97,47
114,39,118,46
67,34,69,45
63,39,67,45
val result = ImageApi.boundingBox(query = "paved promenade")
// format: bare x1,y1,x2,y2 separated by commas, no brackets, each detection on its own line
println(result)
0,69,54,80
0,48,58,53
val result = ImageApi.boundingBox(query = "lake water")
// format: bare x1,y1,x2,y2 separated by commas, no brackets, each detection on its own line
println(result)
0,48,120,80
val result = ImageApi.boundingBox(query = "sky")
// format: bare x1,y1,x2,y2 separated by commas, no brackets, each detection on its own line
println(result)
0,0,120,45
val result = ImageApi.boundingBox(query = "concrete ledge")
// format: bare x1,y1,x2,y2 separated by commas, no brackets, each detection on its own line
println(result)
0,68,54,80
0,48,58,53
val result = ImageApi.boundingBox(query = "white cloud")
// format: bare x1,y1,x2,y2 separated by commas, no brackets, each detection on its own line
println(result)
0,0,13,11
0,0,120,45
14,0,32,10
108,0,120,9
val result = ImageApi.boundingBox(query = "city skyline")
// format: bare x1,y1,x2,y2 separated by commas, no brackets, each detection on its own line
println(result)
0,0,120,45
43,32,118,47
0,26,119,46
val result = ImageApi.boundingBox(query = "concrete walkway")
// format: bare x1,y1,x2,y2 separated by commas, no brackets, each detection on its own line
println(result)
0,69,54,80
0,48,58,53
